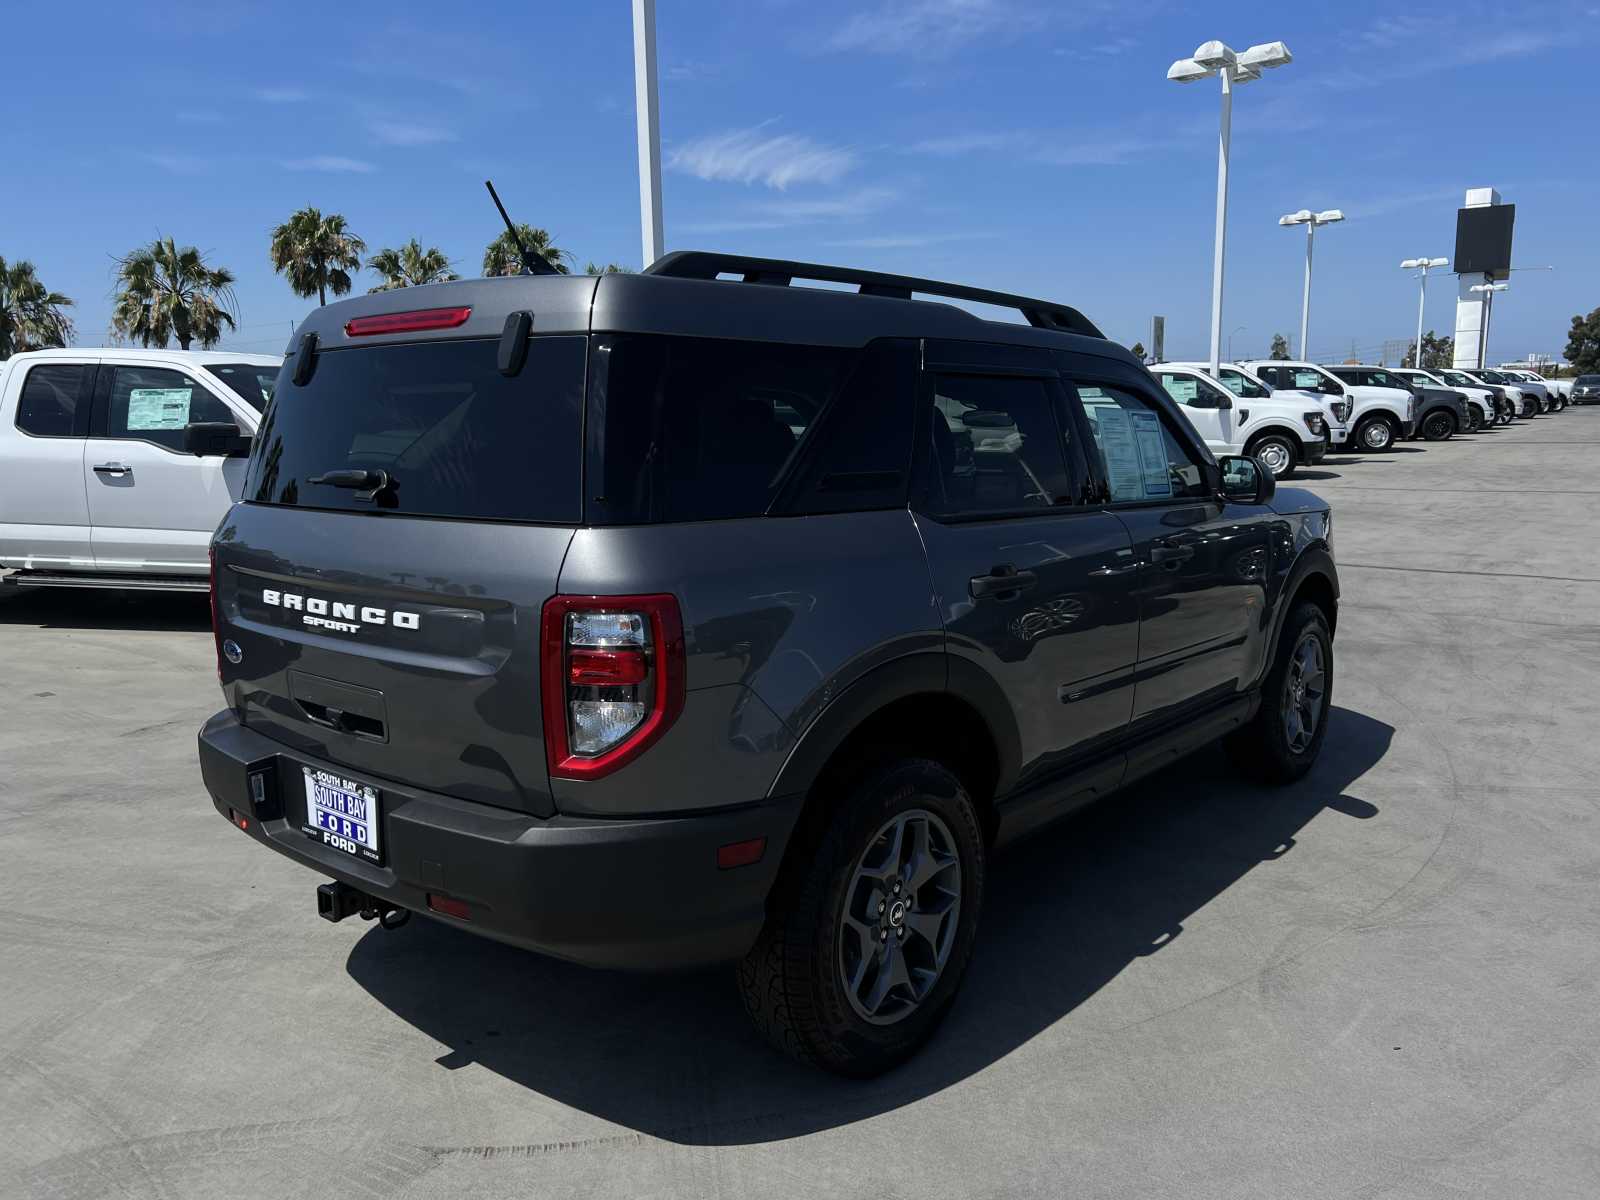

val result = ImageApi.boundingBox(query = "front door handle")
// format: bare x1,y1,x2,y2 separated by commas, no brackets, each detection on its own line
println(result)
969,564,1038,600
1150,542,1195,565
92,462,131,477
1089,561,1140,577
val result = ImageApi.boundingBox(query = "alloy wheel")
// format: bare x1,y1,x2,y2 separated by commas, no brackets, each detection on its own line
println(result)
1281,632,1327,754
838,809,962,1026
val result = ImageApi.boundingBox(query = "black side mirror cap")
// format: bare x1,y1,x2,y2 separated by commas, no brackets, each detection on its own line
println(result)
1217,454,1276,504
184,421,252,457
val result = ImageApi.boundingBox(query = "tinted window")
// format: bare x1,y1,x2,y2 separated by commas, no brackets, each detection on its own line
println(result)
15,364,89,437
100,365,237,452
248,336,585,523
203,362,279,412
1072,382,1208,503
1578,376,1600,385
590,334,852,524
922,374,1075,516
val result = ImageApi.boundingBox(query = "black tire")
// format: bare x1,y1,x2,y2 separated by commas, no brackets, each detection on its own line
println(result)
1224,602,1333,784
1352,415,1397,452
1420,409,1457,441
738,757,986,1077
1244,432,1298,479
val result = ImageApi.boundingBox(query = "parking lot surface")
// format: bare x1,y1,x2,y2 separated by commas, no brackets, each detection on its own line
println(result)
3,412,1598,1199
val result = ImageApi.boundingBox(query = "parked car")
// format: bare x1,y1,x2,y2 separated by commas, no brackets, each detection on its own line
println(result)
1499,366,1572,403
196,253,1339,1076
1394,367,1498,430
1247,360,1414,452
0,348,279,590
1327,365,1470,440
1152,363,1329,478
1571,375,1600,404
1435,368,1517,423
1464,368,1541,416
1497,369,1562,411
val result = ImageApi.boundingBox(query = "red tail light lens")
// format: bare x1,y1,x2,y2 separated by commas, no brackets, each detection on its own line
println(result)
540,594,685,780
344,306,472,337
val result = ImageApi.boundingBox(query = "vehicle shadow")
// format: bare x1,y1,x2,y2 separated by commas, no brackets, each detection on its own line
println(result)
0,585,210,632
346,706,1391,1146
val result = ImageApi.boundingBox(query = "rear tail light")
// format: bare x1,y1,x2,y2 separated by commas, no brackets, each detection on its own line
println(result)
541,594,685,779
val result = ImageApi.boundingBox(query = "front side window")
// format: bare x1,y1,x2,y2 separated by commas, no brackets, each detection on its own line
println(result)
922,373,1076,517
15,364,90,437
99,365,237,452
1158,371,1225,409
203,362,278,412
1291,367,1342,395
1072,382,1209,504
1365,369,1412,391
1216,367,1270,398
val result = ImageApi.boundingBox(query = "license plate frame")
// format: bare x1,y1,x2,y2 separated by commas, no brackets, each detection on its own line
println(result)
300,767,383,865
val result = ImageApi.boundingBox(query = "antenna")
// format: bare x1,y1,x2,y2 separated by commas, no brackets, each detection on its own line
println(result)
484,180,559,276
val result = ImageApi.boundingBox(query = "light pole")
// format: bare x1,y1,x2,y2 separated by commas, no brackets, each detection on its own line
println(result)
1279,209,1344,360
1470,282,1508,368
1168,39,1294,377
632,0,664,268
1400,257,1449,368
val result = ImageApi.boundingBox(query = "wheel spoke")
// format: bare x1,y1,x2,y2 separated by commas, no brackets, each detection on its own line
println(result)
1303,667,1326,696
862,940,911,1015
903,906,948,953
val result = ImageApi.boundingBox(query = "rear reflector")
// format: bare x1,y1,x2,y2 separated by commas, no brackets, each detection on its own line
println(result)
567,647,650,687
717,836,767,870
426,893,471,920
344,306,472,337
229,808,250,831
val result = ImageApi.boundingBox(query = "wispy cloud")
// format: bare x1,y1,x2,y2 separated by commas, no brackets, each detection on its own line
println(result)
254,86,308,103
369,119,457,146
280,155,376,173
667,125,857,189
825,0,1051,58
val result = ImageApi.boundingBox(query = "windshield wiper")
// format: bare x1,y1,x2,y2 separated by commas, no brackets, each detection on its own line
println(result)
308,469,394,504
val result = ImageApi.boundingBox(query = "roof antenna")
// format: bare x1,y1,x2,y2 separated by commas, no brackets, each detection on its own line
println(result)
484,180,559,276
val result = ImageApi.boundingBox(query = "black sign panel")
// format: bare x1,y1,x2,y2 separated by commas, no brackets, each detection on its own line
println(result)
1454,204,1515,279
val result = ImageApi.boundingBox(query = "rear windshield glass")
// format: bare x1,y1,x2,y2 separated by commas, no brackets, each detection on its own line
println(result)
203,362,279,412
246,336,585,523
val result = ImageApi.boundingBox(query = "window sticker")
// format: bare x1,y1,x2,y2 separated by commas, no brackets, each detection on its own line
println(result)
126,388,193,430
1091,404,1145,501
1163,377,1199,403
1130,410,1172,498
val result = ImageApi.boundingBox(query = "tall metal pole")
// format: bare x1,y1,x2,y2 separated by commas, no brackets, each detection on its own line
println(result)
1480,289,1493,370
1207,69,1232,377
1413,263,1428,368
632,0,664,268
1299,221,1315,360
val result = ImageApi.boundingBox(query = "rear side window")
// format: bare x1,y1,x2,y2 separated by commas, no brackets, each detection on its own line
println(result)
16,364,90,437
588,334,854,524
247,336,585,523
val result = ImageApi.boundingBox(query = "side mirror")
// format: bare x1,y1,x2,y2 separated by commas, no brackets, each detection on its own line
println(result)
184,421,252,458
1213,391,1234,411
1218,454,1275,504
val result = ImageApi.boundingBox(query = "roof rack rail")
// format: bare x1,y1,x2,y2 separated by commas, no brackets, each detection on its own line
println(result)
644,251,1105,339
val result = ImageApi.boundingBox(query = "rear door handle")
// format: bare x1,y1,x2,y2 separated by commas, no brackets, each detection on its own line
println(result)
1089,561,1140,577
969,565,1037,600
1150,542,1195,565
92,462,130,477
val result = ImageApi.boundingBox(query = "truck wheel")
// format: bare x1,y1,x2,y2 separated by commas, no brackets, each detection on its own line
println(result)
1245,433,1297,479
1225,602,1333,784
738,757,986,1077
1353,416,1397,452
1420,410,1457,441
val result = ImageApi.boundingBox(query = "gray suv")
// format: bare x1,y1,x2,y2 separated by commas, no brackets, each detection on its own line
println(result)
198,253,1339,1076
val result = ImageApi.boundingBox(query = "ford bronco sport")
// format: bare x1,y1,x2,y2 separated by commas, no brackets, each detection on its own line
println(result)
198,253,1339,1076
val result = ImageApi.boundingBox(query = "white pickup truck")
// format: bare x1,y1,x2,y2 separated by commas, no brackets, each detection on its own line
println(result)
0,348,280,590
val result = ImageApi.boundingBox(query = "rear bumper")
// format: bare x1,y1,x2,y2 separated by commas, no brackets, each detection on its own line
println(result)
198,710,801,970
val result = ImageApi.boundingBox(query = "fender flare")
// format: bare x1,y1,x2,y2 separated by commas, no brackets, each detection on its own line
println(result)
765,651,1022,801
1266,545,1339,665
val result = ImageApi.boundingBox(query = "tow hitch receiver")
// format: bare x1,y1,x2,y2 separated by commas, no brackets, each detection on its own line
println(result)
317,880,370,923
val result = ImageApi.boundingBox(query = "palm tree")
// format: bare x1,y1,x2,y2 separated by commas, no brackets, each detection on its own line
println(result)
366,240,457,292
482,224,570,276
0,257,75,357
269,207,366,306
111,238,237,351
584,262,635,275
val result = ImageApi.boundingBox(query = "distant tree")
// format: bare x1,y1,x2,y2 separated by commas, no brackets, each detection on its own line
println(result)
269,207,366,306
482,224,570,276
1129,340,1146,361
1564,307,1600,375
0,256,75,356
585,262,634,275
112,237,237,350
367,240,457,292
1269,333,1290,360
1403,330,1454,370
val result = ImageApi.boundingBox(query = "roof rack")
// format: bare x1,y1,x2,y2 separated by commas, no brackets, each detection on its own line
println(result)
645,251,1104,339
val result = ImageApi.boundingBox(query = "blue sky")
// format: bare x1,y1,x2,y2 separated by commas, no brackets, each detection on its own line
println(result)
6,0,1597,363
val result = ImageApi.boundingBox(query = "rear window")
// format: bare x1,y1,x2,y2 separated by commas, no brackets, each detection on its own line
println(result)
204,362,279,412
246,336,585,523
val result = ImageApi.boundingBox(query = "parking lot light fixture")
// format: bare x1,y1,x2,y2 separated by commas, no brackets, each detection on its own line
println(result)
1279,208,1344,359
1168,38,1294,378
1401,257,1450,369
